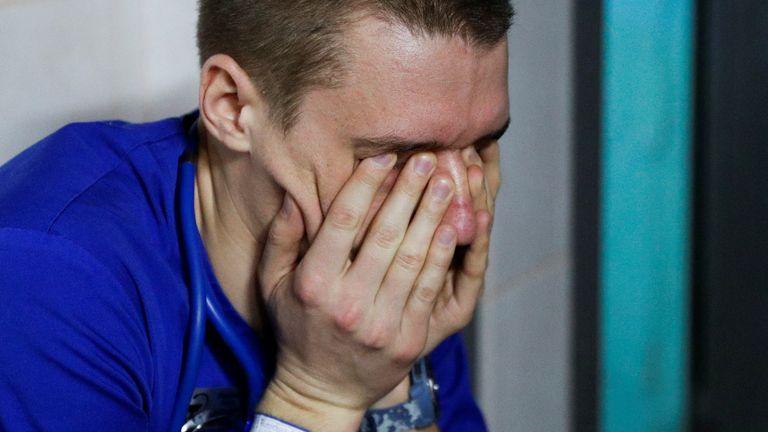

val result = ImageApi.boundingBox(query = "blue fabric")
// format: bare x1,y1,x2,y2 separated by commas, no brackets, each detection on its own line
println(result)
0,114,486,431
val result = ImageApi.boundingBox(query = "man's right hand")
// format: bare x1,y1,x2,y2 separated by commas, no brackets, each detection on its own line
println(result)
255,152,459,430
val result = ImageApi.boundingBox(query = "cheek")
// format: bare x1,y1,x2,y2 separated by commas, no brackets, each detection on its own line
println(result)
316,158,359,213
305,160,358,241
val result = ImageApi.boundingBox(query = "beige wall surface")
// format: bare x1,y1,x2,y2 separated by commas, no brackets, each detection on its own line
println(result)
0,0,199,164
478,0,573,430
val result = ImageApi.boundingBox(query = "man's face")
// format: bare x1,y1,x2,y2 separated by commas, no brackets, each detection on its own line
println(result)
265,17,509,246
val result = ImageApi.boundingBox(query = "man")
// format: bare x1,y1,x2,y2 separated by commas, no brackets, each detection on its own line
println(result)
0,1,512,431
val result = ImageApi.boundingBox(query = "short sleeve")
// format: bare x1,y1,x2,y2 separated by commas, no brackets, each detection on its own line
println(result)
0,229,151,431
429,332,487,431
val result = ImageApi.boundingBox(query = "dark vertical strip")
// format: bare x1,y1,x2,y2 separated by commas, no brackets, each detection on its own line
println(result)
689,0,710,428
691,1,768,430
571,1,602,431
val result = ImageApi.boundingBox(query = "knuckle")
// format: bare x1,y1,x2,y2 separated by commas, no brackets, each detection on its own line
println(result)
423,202,446,222
426,251,452,273
295,271,325,306
328,205,361,232
372,223,402,249
394,249,426,271
414,283,441,305
463,263,486,280
295,284,320,307
266,222,287,246
393,342,422,366
359,169,383,188
398,176,425,199
465,251,490,278
362,323,392,349
333,302,363,333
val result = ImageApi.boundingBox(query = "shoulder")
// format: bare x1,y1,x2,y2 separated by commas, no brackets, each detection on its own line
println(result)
0,113,195,365
0,114,193,290
0,116,196,429
0,115,188,233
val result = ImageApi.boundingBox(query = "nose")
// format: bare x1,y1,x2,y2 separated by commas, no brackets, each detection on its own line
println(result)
435,150,476,245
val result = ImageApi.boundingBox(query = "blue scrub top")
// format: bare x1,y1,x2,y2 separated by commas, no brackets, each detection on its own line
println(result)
0,113,486,431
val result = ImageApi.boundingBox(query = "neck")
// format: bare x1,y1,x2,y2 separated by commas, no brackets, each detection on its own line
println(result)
193,130,281,331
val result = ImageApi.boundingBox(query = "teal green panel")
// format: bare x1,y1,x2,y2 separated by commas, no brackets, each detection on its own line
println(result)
599,2,694,432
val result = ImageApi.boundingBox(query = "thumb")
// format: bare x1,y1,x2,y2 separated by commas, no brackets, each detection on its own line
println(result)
258,193,304,295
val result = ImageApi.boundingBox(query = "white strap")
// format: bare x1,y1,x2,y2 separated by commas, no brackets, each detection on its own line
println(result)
251,413,309,432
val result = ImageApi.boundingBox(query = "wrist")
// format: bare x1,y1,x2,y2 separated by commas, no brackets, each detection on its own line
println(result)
370,376,410,409
361,358,440,431
257,380,365,432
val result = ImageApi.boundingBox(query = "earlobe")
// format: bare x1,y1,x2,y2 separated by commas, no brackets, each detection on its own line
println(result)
198,54,260,154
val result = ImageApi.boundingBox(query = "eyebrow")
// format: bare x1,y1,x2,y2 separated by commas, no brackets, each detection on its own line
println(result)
353,117,511,159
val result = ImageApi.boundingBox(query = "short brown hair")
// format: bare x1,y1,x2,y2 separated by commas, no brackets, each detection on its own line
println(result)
197,0,514,131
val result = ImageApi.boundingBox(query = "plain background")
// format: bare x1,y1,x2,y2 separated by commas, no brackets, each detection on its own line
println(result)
0,1,574,430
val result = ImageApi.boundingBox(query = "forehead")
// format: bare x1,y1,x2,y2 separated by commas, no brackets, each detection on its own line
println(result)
302,17,509,149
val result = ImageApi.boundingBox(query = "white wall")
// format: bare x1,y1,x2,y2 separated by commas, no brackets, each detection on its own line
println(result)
0,0,199,164
0,1,574,430
479,0,573,430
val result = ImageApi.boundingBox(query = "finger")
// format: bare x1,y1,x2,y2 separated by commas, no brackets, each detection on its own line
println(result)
468,164,487,212
479,141,501,200
485,175,495,216
401,225,457,330
454,209,492,306
303,154,396,280
259,194,305,293
349,153,436,291
372,175,454,314
464,145,495,216
462,145,484,168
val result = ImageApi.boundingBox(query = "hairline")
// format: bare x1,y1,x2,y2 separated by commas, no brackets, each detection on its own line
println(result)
276,14,508,134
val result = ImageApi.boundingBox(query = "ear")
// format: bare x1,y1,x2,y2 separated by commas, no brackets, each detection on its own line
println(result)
198,54,264,154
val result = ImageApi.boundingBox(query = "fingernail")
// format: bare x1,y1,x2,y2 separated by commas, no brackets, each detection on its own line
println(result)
373,153,395,167
438,227,456,245
415,156,434,176
432,179,451,200
469,151,482,165
462,146,481,164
